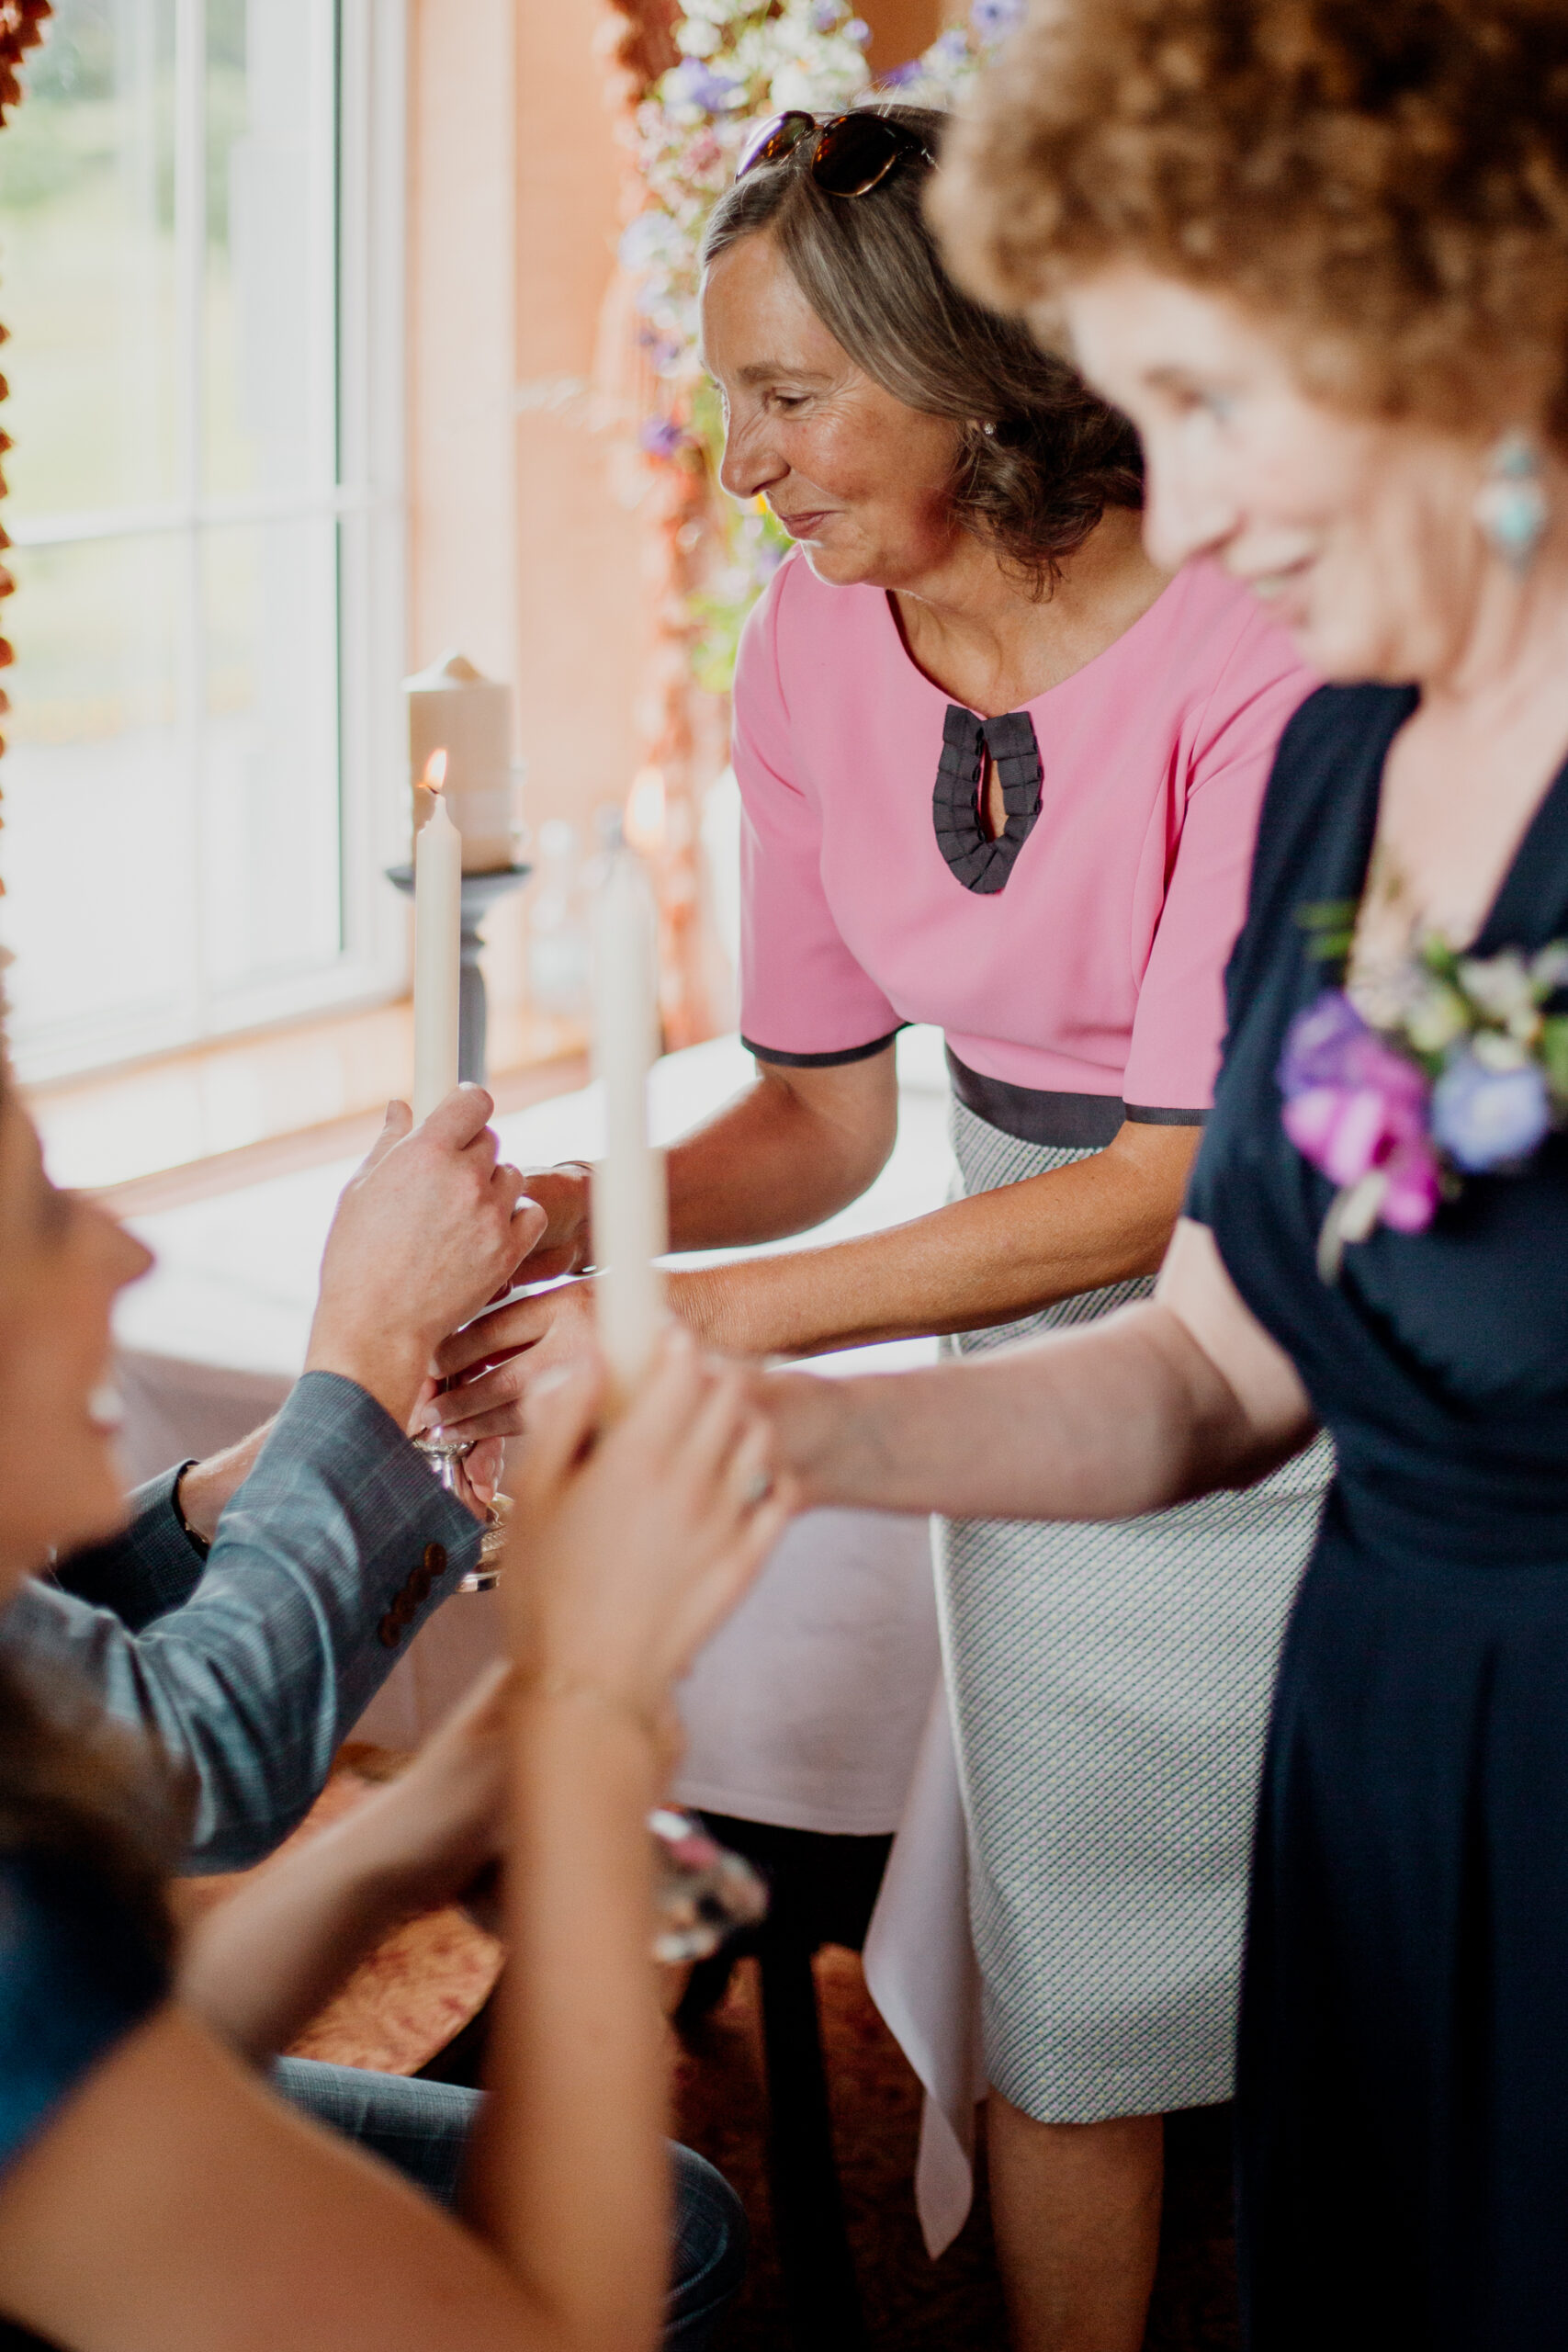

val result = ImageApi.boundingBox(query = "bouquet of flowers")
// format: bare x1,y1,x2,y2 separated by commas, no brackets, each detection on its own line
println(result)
618,0,1024,690
1279,928,1568,1280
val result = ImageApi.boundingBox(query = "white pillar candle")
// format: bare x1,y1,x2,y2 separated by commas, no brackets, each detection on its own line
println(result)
591,835,668,1397
412,753,463,1123
405,650,517,874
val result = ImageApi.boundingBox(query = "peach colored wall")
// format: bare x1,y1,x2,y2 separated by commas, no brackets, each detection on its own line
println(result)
408,0,646,838
405,0,942,1028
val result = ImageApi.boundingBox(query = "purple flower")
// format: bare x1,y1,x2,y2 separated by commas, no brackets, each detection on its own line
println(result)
878,58,920,85
810,0,840,27
638,416,685,459
971,0,1023,38
664,58,743,112
1278,989,1371,1095
1279,989,1441,1232
1429,1050,1551,1173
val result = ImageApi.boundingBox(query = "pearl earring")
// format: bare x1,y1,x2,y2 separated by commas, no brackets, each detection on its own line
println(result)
1475,429,1550,576
981,421,996,436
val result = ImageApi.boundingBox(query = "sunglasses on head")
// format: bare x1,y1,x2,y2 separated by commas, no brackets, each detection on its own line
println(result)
736,108,935,197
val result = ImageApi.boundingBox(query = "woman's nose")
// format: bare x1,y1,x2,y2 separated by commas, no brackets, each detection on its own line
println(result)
719,412,784,502
104,1208,153,1293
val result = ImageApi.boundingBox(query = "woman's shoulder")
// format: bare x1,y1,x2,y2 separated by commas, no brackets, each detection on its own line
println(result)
1228,680,1416,983
737,549,886,672
1142,560,1307,696
0,1845,169,2182
1257,681,1417,863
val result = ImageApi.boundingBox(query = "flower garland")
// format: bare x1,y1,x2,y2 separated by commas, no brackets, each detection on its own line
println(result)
0,1,51,894
1279,919,1568,1280
617,0,1024,689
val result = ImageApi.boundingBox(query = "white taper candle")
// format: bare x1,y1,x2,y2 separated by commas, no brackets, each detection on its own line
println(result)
591,834,668,1396
412,753,462,1123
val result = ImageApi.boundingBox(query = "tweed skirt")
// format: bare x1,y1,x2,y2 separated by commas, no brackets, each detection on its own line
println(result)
939,1096,1331,2122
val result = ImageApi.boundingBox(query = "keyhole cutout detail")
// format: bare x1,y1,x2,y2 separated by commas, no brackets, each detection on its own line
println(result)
979,751,1007,843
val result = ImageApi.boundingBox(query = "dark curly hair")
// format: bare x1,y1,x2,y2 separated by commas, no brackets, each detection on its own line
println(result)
701,105,1144,593
931,0,1568,445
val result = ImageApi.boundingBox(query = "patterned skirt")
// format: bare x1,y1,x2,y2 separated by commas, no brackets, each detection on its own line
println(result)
939,1095,1332,2122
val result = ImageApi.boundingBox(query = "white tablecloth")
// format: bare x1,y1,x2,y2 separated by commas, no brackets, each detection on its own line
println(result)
110,1026,983,2249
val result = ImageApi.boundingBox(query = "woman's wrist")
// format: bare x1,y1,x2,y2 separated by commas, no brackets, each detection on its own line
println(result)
302,1319,433,1431
518,1670,662,1750
668,1258,801,1356
764,1365,863,1508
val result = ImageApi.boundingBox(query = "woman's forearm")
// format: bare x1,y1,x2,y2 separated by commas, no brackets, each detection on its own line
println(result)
177,1804,422,2062
663,1053,898,1251
771,1297,1303,1521
465,1696,668,2352
673,1122,1199,1358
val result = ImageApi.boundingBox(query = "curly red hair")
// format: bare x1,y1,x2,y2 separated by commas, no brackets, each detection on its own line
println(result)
931,0,1568,439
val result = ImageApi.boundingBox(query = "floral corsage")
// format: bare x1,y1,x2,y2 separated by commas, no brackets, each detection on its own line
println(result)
1278,928,1568,1281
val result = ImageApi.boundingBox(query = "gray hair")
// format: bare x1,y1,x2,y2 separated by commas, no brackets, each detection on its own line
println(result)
701,105,1143,592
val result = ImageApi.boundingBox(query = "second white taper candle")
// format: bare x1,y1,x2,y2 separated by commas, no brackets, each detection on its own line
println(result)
591,835,668,1396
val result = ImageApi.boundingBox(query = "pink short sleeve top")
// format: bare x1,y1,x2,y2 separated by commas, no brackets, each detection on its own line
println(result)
734,549,1314,1115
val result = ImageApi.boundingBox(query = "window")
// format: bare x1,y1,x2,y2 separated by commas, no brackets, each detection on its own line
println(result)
0,0,405,1082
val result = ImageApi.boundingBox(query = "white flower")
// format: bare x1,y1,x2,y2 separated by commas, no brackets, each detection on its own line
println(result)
677,17,722,54
1457,948,1534,1022
1404,978,1469,1055
1471,1027,1532,1072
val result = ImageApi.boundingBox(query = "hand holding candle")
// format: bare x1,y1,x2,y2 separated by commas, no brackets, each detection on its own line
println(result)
412,751,462,1124
591,830,669,1398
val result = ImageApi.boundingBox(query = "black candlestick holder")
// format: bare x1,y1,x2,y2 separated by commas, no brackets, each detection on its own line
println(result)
385,861,532,1086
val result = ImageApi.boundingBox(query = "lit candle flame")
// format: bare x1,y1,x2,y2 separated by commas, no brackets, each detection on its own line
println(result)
422,748,448,796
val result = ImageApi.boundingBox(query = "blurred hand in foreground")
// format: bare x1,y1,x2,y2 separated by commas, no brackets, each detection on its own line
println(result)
503,1328,796,1745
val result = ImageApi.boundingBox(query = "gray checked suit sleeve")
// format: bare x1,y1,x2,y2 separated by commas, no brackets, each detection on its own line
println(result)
0,1372,481,1871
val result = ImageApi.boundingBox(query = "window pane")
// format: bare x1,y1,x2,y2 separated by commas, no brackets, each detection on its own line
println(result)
2,534,188,1058
204,0,337,500
0,0,179,521
202,514,341,992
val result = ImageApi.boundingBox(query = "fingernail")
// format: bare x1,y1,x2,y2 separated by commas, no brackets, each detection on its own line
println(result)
529,1364,576,1399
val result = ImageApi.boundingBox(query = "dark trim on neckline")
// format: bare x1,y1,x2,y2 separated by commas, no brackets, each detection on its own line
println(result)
743,1028,903,1069
932,707,1043,896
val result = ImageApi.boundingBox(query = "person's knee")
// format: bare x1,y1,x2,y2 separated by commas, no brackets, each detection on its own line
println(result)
666,2141,748,2347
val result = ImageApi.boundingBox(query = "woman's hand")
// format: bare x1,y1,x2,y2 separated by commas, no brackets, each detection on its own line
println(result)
501,1161,592,1286
505,1329,796,1734
179,1661,515,2061
415,1278,600,1442
337,1659,514,1918
305,1089,546,1430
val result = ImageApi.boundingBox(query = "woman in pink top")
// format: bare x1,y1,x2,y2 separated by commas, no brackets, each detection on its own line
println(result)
438,107,1326,2350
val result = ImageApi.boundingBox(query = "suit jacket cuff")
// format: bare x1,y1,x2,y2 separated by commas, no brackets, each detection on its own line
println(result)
50,1468,210,1633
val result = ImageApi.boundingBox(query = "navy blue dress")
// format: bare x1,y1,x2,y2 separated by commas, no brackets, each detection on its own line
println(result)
0,1842,167,2346
1188,682,1568,2347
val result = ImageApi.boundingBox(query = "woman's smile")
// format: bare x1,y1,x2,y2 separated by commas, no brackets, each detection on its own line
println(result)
773,503,838,540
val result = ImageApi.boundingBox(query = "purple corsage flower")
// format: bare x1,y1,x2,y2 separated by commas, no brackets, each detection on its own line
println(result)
1278,937,1568,1278
1278,990,1444,1273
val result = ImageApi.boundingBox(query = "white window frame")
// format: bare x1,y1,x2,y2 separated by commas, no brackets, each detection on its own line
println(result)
7,0,409,1084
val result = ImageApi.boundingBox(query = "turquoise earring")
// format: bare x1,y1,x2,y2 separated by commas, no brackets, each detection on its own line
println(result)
1474,429,1550,576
